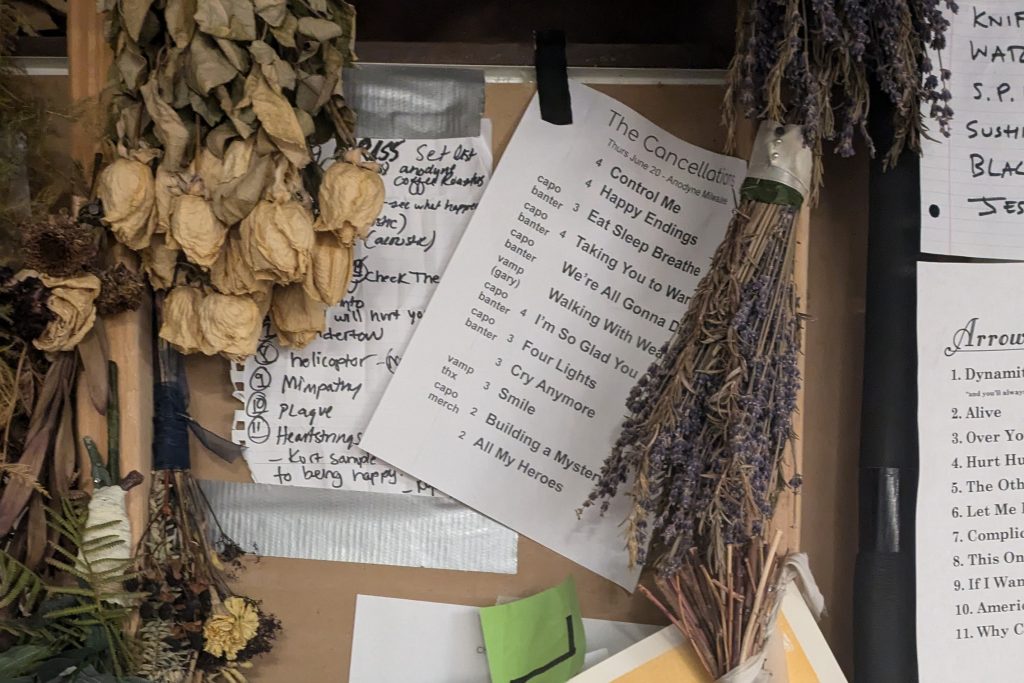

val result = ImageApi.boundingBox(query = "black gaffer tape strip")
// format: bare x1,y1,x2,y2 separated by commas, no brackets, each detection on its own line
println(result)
534,29,572,125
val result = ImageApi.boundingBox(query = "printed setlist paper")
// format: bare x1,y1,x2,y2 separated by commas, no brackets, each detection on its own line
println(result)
362,83,744,588
921,2,1024,258
918,262,1024,681
234,131,492,494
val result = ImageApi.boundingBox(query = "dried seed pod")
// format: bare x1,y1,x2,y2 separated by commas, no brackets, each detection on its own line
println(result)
170,194,229,268
97,158,157,250
302,230,352,305
270,283,326,348
211,229,273,298
141,232,181,291
22,213,99,278
240,199,314,283
96,263,146,316
198,293,262,360
315,156,385,237
159,285,205,355
33,273,101,353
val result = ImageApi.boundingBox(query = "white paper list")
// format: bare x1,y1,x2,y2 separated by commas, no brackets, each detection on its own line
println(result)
921,1,1024,258
233,132,492,494
918,261,1024,680
362,82,745,588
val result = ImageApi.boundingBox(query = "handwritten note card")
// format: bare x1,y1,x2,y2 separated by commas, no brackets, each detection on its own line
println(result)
362,83,744,587
921,2,1024,258
918,262,1024,680
234,130,492,494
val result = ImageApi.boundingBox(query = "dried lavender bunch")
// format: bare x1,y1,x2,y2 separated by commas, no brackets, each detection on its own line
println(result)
725,0,957,184
583,198,802,576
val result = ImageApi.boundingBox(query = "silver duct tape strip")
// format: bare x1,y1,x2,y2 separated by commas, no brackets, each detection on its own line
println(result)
198,480,518,573
343,64,485,139
746,121,813,199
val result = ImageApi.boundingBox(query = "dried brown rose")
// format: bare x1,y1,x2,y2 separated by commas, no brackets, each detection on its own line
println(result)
97,158,157,250
141,232,181,291
240,199,314,283
302,230,352,305
32,272,101,353
315,157,385,237
270,283,326,348
153,166,179,234
170,194,229,268
198,293,262,360
211,229,273,298
159,285,205,355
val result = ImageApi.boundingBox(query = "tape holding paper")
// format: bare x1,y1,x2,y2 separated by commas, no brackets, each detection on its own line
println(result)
343,64,486,139
198,479,519,573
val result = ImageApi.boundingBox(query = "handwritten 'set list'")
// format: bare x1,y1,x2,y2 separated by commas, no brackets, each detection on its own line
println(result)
922,2,1024,259
918,262,1024,680
234,132,492,494
362,83,745,588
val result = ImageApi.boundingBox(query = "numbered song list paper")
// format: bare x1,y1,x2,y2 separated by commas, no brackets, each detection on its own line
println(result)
362,82,745,588
918,262,1024,680
921,1,1024,259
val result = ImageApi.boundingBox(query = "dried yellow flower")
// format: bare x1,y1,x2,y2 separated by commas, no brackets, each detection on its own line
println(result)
141,232,181,291
198,293,262,360
270,283,326,348
170,194,229,268
97,158,157,250
302,230,352,305
211,230,272,298
315,158,385,236
240,199,314,283
32,273,101,353
203,596,260,661
159,286,205,355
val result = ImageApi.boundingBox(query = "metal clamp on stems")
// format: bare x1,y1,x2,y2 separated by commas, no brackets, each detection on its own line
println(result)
744,121,813,203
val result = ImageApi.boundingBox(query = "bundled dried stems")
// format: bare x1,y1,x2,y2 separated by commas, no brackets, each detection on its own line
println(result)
725,0,957,189
585,199,801,577
640,532,784,678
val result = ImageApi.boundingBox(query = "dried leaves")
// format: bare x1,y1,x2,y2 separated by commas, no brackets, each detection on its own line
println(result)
98,0,385,358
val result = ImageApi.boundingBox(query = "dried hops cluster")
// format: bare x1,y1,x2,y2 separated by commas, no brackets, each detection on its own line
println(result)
97,0,385,360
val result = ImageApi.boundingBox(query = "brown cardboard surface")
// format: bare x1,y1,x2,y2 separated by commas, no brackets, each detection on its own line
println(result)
185,83,776,681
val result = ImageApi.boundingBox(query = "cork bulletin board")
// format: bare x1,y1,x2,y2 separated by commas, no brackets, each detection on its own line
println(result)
59,4,867,674
176,82,865,680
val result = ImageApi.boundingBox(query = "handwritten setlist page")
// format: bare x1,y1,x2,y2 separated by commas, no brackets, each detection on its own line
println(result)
235,131,492,494
362,83,745,588
921,2,1024,258
918,262,1024,680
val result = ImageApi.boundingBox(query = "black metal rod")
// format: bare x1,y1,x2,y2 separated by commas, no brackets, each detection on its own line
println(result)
854,89,921,682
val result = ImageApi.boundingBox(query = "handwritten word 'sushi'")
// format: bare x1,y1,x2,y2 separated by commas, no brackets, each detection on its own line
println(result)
362,83,745,588
235,134,492,494
921,3,1024,259
918,262,1024,681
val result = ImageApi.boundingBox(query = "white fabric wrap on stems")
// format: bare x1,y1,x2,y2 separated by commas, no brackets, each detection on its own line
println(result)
77,486,133,603
746,121,814,198
713,553,826,683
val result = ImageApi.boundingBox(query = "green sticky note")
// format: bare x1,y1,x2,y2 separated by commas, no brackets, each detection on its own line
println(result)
479,576,586,683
